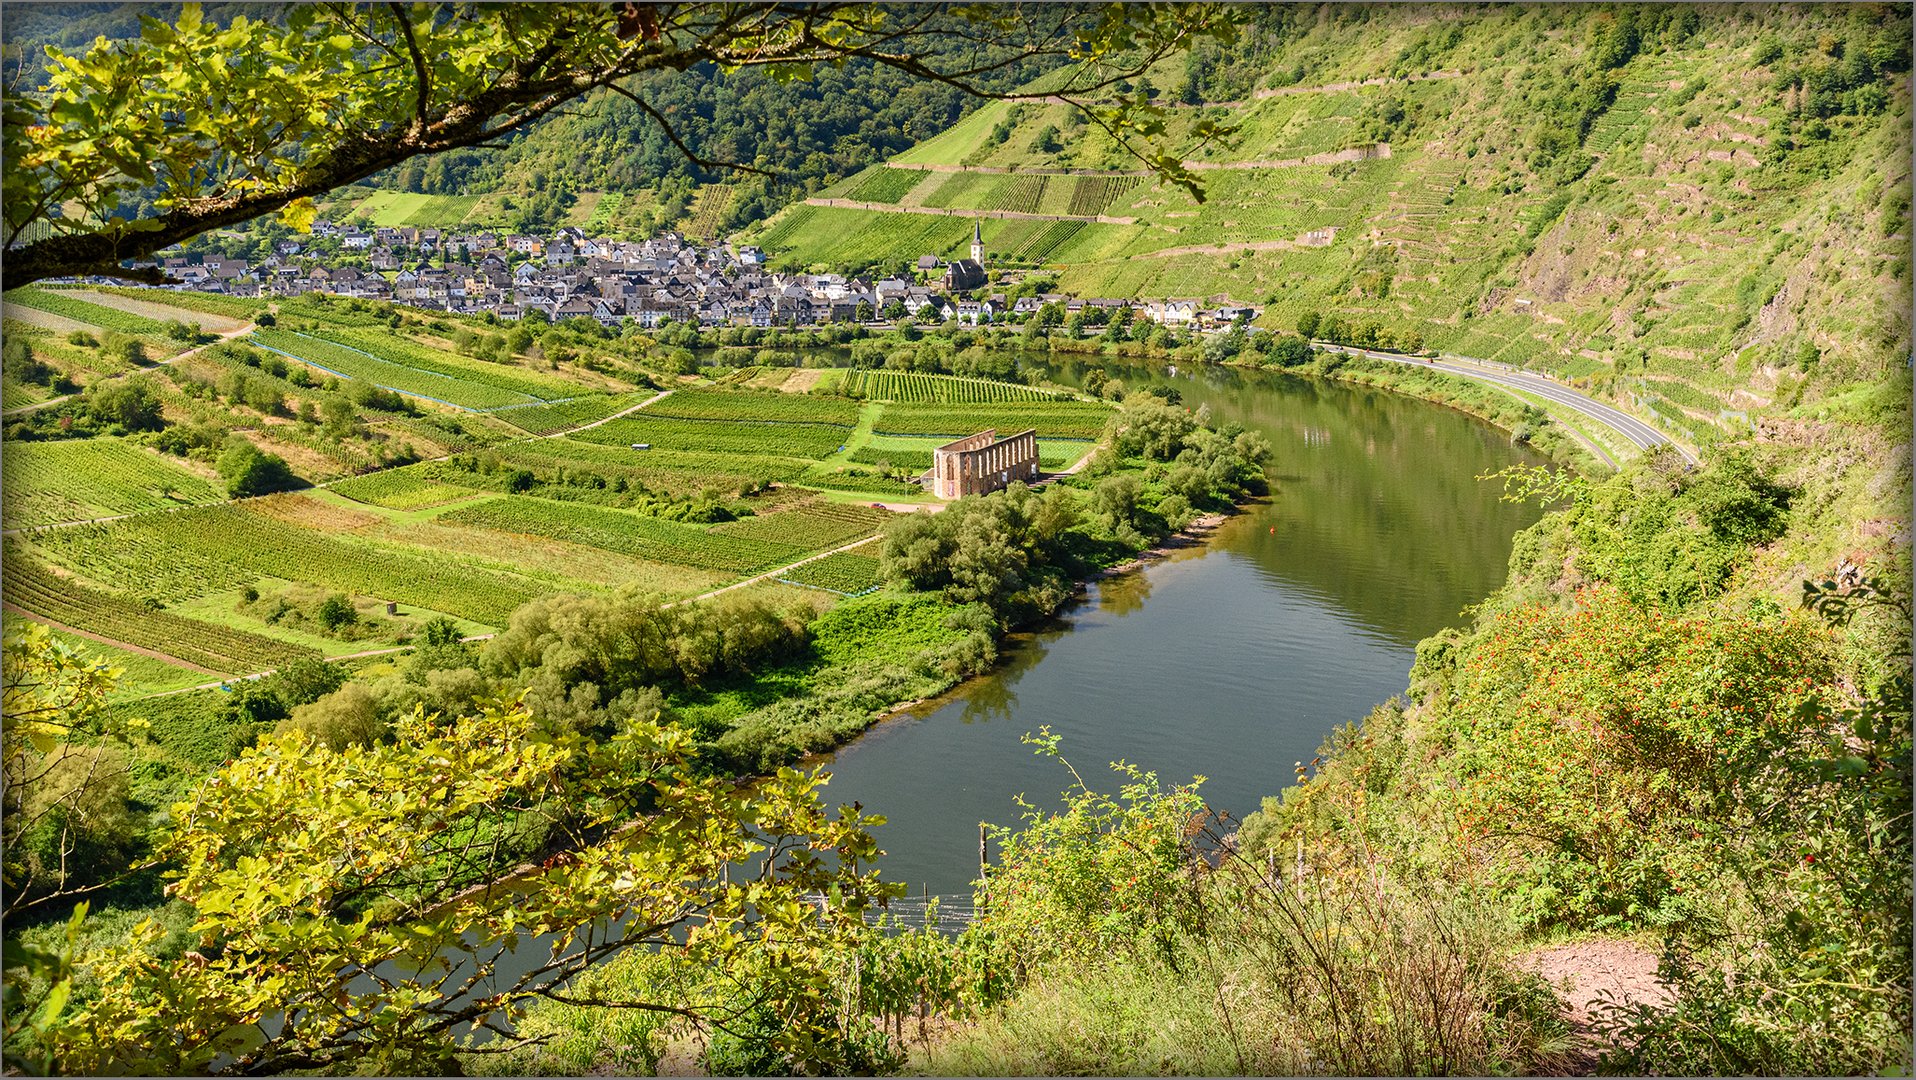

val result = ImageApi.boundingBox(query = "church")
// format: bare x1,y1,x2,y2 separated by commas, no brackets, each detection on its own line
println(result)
943,219,987,291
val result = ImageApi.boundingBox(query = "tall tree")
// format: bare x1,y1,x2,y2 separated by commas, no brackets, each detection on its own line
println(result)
2,2,1236,288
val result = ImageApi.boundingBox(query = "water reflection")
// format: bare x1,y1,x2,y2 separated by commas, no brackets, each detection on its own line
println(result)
819,359,1544,894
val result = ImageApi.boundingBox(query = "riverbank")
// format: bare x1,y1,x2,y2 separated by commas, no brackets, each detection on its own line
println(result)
844,506,1241,739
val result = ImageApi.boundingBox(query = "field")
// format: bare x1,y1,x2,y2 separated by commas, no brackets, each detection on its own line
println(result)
2,439,225,528
439,496,809,574
842,370,1063,404
776,551,882,596
4,288,176,337
47,288,252,332
329,469,479,511
3,614,212,700
23,498,551,624
488,393,645,435
249,329,587,412
573,414,853,459
644,388,861,426
872,400,1114,440
1,558,319,674
755,205,974,268
76,286,267,322
850,436,1090,472
709,500,889,550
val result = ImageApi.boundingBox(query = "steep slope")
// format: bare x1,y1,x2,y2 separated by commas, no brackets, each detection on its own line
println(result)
744,4,1910,446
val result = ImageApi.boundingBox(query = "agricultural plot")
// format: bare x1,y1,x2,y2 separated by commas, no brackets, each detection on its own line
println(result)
1011,220,1087,263
846,168,926,204
81,287,266,322
752,205,973,268
776,552,882,596
2,381,48,411
2,557,319,674
581,191,626,232
49,289,250,333
3,615,211,700
329,469,478,511
851,436,1089,472
348,189,487,228
3,439,224,528
317,329,587,399
842,370,1060,404
921,171,999,210
645,388,860,427
574,414,851,459
493,439,810,492
1066,175,1142,216
488,393,641,435
4,288,174,337
709,500,889,550
873,400,1113,440
682,185,735,240
250,329,547,411
26,500,549,624
441,496,807,574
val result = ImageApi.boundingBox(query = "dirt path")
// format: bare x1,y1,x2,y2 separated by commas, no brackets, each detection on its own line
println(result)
2,319,259,418
544,388,672,437
675,534,887,606
1,602,224,675
1518,939,1671,1074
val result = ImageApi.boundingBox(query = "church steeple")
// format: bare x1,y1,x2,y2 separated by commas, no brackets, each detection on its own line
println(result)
971,219,984,264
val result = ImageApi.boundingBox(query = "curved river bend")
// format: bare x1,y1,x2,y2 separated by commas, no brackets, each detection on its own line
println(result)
818,359,1545,895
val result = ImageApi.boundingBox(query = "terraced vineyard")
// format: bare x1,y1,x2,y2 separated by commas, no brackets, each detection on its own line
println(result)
2,439,224,527
776,551,882,596
441,496,807,574
644,388,861,426
329,469,477,511
5,288,174,336
843,370,1061,404
873,400,1114,440
573,414,852,459
315,328,586,400
846,167,926,204
709,500,889,550
2,558,319,673
26,500,548,623
488,393,642,435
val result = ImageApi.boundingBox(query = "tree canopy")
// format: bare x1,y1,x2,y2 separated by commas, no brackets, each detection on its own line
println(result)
2,2,1235,288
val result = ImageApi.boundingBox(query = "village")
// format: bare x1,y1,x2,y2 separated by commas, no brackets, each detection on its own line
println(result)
106,218,1261,335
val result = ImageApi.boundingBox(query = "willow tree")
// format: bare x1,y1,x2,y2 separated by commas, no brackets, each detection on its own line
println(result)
2,2,1236,288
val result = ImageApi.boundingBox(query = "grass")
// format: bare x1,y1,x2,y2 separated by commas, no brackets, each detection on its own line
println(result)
2,439,225,528
1,613,212,700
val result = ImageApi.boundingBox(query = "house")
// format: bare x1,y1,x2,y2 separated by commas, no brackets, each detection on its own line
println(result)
917,254,941,272
339,231,373,250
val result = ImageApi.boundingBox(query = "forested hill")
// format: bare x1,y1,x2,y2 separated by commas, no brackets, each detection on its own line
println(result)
1,3,1064,240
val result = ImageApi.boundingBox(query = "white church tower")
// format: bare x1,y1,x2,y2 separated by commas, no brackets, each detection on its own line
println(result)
971,219,984,265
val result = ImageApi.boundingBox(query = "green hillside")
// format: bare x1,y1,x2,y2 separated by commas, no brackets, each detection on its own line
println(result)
744,4,1911,436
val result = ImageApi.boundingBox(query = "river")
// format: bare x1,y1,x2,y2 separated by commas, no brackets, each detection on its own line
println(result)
816,358,1545,896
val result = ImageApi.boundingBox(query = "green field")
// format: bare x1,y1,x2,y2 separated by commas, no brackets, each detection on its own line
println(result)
843,370,1065,404
871,400,1114,440
439,495,810,574
22,498,552,625
3,615,213,699
1,558,319,674
775,551,882,595
3,439,225,528
249,328,593,412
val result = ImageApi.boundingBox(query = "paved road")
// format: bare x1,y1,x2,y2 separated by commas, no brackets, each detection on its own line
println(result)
1313,342,1699,466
